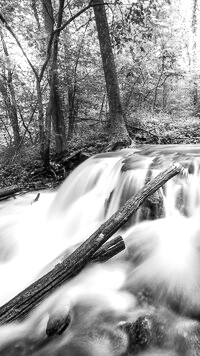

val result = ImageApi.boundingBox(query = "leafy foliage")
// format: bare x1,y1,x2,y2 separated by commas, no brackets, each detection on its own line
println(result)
0,0,198,177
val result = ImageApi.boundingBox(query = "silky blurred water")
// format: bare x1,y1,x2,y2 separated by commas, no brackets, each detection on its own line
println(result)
0,145,200,355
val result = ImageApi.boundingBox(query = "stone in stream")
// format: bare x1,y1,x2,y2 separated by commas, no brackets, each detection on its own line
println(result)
172,319,200,356
119,313,168,354
46,311,72,336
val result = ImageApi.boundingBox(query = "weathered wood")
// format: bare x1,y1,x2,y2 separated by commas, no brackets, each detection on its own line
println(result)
32,192,40,204
0,163,182,324
53,235,125,266
44,236,125,337
42,235,125,276
54,149,90,167
91,235,125,263
0,185,20,200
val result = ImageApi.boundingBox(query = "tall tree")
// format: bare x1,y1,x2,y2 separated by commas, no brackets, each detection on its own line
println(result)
0,28,21,147
191,0,198,107
0,1,94,162
0,10,47,163
41,0,66,155
92,0,131,147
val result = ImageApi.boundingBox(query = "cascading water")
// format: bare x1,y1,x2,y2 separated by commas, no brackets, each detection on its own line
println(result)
1,145,200,355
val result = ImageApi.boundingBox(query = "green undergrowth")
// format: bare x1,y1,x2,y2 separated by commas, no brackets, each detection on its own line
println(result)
0,131,110,190
0,111,199,190
128,110,200,144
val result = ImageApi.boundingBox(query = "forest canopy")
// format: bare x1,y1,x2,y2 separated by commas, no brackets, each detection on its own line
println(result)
0,0,199,171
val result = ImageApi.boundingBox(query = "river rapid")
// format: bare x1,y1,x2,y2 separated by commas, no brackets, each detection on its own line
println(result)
0,145,200,355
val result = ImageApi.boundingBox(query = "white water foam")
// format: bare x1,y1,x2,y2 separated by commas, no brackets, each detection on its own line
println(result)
0,146,200,355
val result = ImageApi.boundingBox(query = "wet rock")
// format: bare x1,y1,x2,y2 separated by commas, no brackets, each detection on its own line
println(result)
139,190,164,221
46,312,71,336
119,313,167,354
173,319,200,355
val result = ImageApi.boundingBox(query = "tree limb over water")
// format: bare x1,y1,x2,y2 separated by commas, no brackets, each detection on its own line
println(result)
0,163,182,324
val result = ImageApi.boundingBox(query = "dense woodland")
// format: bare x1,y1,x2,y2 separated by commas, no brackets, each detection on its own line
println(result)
0,0,200,188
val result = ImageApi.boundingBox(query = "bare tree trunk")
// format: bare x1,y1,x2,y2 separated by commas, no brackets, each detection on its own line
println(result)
98,93,106,121
50,72,66,153
92,0,131,146
41,0,66,154
49,0,66,153
41,0,54,35
67,28,87,140
192,0,198,107
41,0,66,155
40,0,54,165
67,83,76,140
36,80,48,164
31,0,41,30
153,69,164,111
0,28,21,147
162,81,167,110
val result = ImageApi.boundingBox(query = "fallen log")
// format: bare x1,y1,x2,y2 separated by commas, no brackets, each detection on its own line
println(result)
0,185,21,200
54,149,90,168
91,235,125,263
44,236,125,337
0,163,182,324
41,235,125,276
52,235,125,267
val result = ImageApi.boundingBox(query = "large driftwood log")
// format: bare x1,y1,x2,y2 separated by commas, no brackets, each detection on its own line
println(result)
43,235,125,273
90,235,125,263
53,235,125,266
0,163,182,324
0,185,21,200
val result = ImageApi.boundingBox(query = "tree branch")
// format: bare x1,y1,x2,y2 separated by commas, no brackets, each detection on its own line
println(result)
58,0,93,32
39,0,93,81
0,13,39,80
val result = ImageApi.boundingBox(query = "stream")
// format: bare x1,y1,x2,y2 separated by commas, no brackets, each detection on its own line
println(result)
0,145,200,355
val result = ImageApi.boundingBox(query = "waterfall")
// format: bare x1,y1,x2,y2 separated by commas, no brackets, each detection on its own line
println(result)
1,145,200,355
